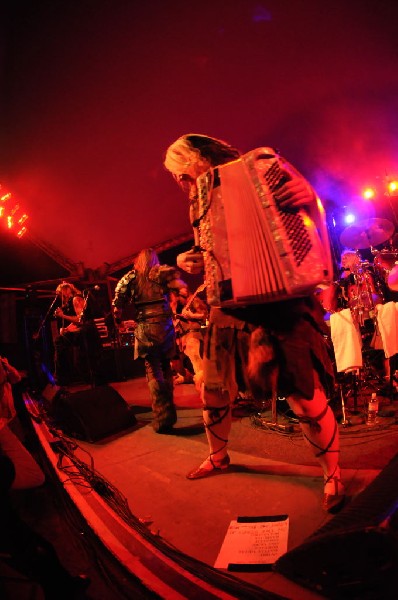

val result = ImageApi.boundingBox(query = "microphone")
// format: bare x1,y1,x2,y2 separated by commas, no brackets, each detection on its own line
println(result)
84,285,101,291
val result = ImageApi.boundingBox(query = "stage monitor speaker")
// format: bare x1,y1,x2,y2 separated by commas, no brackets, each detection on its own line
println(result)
53,385,137,442
275,452,398,598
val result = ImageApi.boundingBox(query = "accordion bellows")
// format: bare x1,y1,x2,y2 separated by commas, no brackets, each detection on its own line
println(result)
193,147,333,308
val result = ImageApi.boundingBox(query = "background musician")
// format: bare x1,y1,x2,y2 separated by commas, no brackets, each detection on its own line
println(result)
53,282,101,386
164,134,345,513
54,282,84,334
170,281,208,390
112,248,180,433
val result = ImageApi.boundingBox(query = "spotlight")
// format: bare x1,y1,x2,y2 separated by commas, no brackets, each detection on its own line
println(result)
387,180,398,195
363,187,376,200
17,226,27,238
344,213,356,225
0,184,29,237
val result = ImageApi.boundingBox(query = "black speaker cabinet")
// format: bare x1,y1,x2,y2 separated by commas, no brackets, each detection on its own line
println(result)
53,385,136,442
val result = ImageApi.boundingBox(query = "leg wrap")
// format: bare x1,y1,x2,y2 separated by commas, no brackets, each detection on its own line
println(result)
297,405,339,458
202,403,230,447
296,404,328,433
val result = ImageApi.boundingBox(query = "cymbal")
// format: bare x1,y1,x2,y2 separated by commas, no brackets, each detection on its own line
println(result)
339,218,395,249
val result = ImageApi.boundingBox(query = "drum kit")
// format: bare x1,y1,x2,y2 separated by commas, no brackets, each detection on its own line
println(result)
320,218,398,326
318,217,398,417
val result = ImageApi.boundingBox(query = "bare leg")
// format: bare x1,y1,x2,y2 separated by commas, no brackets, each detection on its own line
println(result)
202,388,231,462
287,370,345,512
184,335,204,390
186,385,231,479
186,323,235,478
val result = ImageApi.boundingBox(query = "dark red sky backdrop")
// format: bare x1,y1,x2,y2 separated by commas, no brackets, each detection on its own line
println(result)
1,0,398,284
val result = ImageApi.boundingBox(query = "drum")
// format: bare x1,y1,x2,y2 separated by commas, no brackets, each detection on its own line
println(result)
373,250,398,284
343,265,383,322
316,282,343,313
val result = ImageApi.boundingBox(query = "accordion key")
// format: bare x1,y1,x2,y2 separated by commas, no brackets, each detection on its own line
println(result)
194,147,333,307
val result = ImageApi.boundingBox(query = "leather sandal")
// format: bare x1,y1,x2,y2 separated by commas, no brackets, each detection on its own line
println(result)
323,474,346,514
186,454,230,480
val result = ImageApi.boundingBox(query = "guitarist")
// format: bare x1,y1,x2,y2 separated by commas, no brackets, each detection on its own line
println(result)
53,282,101,386
170,281,208,390
54,282,85,335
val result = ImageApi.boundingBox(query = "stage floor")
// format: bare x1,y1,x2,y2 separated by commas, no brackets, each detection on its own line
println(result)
30,375,398,599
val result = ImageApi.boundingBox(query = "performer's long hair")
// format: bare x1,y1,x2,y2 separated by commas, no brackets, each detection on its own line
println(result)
164,133,241,177
134,248,160,297
55,282,81,299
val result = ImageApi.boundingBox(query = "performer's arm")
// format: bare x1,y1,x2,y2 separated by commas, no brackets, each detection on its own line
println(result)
112,269,136,322
176,250,204,275
0,357,21,384
73,296,85,321
112,270,135,308
54,296,84,324
181,297,208,321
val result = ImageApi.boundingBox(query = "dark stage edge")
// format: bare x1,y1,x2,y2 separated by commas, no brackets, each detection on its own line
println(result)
20,377,398,600
23,391,286,600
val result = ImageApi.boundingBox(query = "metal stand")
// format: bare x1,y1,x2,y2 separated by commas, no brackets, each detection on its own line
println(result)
341,369,361,415
259,391,295,433
340,345,386,422
339,384,351,427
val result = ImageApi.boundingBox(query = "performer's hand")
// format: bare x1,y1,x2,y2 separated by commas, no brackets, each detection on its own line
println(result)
176,250,204,274
275,177,315,208
54,307,63,318
181,308,195,320
113,307,123,324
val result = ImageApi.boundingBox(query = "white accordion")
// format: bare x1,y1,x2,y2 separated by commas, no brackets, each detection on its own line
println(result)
192,147,333,308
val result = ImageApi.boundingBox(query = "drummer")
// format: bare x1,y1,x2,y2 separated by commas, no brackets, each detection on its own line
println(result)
338,248,364,299
339,248,361,280
315,249,363,318
340,247,384,324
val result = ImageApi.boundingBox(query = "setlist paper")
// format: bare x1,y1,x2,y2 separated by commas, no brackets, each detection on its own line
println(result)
214,515,289,570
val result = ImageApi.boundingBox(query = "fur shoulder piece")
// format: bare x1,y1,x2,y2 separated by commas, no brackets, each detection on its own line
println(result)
112,269,137,307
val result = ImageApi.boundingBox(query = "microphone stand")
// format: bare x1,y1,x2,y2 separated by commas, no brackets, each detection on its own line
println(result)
32,295,59,340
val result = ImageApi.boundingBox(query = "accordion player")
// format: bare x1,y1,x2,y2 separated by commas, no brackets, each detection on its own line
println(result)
191,147,333,308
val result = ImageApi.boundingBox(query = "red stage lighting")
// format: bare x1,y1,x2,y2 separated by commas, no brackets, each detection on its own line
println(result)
362,187,376,200
17,226,27,238
387,180,398,195
0,185,29,237
0,192,11,203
